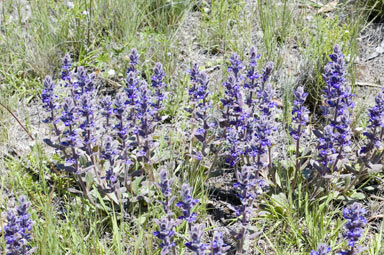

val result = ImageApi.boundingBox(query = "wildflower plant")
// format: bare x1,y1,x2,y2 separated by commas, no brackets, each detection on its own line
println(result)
156,168,176,216
290,86,310,186
154,216,177,255
233,166,266,254
209,231,230,255
340,203,367,255
34,42,384,255
153,168,178,255
186,63,216,163
315,45,354,175
177,183,199,225
220,48,277,181
185,224,207,255
4,196,35,255
41,49,168,204
362,88,384,156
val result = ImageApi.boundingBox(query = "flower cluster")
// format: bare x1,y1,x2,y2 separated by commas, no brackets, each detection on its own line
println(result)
290,86,310,184
101,135,118,189
154,216,177,255
176,183,208,254
341,203,367,254
317,45,354,174
41,76,58,124
185,224,207,255
244,46,260,105
4,196,34,255
151,62,167,113
220,48,277,172
234,166,266,253
177,183,199,224
41,48,168,199
362,88,384,151
290,86,310,141
153,168,178,254
156,168,176,216
187,63,214,160
61,53,72,82
209,231,230,255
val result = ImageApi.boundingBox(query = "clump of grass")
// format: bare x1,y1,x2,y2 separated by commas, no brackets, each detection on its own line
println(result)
358,0,384,22
0,0,192,97
256,0,294,65
198,0,250,55
295,14,360,114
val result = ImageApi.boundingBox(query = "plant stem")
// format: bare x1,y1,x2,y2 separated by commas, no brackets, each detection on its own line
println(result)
292,125,301,189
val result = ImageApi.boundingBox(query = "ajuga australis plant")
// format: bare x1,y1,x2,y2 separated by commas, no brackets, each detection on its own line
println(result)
209,231,230,255
4,196,35,255
219,47,276,183
154,168,178,255
41,49,168,204
340,203,367,255
290,86,310,187
233,166,266,254
315,45,354,176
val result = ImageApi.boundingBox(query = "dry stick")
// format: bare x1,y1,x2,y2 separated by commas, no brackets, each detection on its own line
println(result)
0,102,34,140
355,82,383,88
1,102,62,175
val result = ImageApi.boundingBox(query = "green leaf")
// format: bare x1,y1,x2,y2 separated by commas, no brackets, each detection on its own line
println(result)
132,176,145,194
351,192,366,200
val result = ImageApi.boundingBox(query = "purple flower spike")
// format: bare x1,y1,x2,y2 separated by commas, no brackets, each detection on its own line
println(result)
221,74,242,115
113,93,128,140
209,231,230,255
261,62,273,89
227,53,244,79
154,216,177,255
4,195,34,255
41,76,58,123
310,243,330,255
362,88,384,151
61,53,72,82
157,168,174,197
249,46,260,68
317,45,354,172
188,63,200,84
176,183,199,223
234,166,266,253
151,62,167,110
125,71,139,106
127,48,139,74
61,97,78,127
156,168,176,215
341,203,367,253
226,127,243,167
152,62,166,89
101,135,117,161
244,46,261,100
189,70,209,104
100,95,113,129
185,224,207,255
290,86,310,140
234,166,265,218
78,93,95,129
